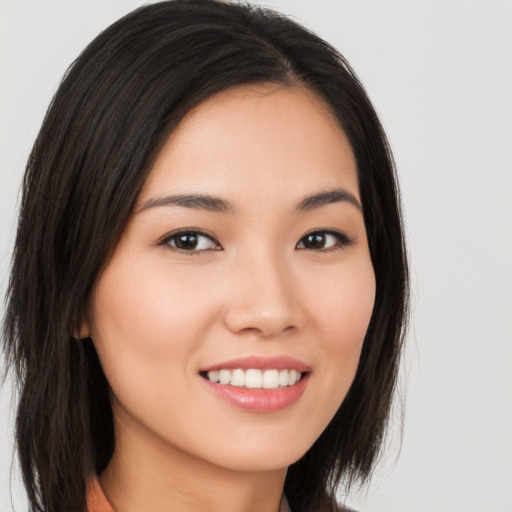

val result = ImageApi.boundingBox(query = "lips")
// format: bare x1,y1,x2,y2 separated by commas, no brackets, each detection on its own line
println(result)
199,355,311,412
200,355,311,373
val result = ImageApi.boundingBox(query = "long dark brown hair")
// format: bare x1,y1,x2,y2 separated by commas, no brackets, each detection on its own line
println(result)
2,1,408,511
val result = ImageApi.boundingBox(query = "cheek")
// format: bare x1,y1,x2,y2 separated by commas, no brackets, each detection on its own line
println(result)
311,257,375,352
305,256,375,406
88,257,219,398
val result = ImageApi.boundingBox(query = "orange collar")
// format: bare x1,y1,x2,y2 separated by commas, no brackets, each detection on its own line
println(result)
86,477,114,512
87,476,291,512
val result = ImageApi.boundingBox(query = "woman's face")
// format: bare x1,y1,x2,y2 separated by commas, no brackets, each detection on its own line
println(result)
84,84,375,473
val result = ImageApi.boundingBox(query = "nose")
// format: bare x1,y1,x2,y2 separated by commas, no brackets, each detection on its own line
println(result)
223,249,304,338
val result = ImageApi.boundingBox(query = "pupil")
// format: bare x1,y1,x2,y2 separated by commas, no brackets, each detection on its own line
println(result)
176,234,198,250
306,233,325,249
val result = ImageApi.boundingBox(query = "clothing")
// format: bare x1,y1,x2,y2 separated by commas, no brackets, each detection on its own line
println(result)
87,478,114,512
87,477,292,512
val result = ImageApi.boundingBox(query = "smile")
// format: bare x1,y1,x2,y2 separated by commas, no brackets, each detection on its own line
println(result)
203,368,303,389
200,356,311,412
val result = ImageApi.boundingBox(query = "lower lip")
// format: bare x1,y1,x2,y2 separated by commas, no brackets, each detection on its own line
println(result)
201,373,310,412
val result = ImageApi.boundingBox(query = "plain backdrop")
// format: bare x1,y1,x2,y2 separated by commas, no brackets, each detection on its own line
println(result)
1,1,511,511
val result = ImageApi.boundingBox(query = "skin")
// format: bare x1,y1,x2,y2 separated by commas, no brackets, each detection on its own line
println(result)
82,84,376,512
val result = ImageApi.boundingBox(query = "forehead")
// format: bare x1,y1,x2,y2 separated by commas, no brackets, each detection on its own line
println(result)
140,84,359,206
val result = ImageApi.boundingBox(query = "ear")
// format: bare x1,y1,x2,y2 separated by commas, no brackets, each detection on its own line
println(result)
72,314,91,340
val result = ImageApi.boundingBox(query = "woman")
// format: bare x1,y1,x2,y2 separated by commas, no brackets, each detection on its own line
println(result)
2,1,408,511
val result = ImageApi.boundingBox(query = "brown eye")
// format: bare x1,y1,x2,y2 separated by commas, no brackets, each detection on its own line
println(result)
303,233,327,249
296,231,353,251
174,233,200,250
162,231,220,252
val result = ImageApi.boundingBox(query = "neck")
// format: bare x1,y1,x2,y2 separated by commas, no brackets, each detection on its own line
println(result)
99,410,287,512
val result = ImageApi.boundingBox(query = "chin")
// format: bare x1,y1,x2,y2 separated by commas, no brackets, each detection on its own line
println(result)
197,434,314,474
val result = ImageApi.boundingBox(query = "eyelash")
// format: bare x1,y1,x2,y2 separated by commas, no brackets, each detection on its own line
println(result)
158,229,221,253
158,229,354,254
296,230,355,251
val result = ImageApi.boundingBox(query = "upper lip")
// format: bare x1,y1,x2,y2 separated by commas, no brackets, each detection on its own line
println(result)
200,355,312,373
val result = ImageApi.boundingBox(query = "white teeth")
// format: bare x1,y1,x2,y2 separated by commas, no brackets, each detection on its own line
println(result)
219,369,231,385
262,369,279,389
206,368,303,389
208,370,219,383
231,369,245,387
245,369,263,389
289,369,299,384
279,369,289,387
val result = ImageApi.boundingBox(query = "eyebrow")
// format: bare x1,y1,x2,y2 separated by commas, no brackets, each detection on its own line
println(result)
138,194,236,214
295,189,362,212
137,188,361,215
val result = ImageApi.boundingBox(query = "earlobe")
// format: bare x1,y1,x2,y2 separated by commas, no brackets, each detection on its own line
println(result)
72,317,91,340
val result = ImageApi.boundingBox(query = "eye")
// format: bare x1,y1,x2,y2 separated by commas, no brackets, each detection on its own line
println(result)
296,230,353,251
159,230,221,252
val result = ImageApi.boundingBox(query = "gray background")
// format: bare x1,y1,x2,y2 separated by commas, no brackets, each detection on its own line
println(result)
1,1,511,511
